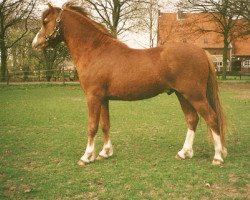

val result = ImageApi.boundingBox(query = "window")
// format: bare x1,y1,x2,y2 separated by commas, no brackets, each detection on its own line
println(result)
177,11,185,20
181,38,187,43
216,61,223,71
243,60,250,68
216,62,231,71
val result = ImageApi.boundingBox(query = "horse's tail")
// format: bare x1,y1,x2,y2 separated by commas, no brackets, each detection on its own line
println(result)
205,51,226,147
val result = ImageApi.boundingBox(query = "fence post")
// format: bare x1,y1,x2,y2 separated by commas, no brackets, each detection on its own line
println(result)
62,67,65,85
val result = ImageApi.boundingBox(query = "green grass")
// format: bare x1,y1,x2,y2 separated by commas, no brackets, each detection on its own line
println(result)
0,84,249,199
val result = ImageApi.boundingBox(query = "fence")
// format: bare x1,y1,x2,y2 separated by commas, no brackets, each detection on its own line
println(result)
1,69,250,85
1,69,78,84
216,71,250,80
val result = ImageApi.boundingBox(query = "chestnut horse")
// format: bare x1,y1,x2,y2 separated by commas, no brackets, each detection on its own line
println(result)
32,3,227,165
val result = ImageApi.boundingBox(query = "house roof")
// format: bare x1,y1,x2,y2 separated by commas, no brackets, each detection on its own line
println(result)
233,37,250,56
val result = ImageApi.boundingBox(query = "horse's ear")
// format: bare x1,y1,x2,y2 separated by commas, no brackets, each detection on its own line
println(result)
47,2,53,9
62,2,73,9
62,3,67,10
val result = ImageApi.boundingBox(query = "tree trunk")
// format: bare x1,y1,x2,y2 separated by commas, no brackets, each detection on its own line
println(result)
0,41,7,82
111,27,118,39
222,37,229,80
45,60,53,82
111,0,120,39
149,0,154,48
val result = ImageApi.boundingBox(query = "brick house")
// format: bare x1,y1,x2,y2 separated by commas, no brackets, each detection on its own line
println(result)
158,11,250,73
232,38,250,73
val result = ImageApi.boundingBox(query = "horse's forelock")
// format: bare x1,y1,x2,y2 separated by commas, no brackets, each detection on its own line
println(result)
41,6,61,21
42,9,51,20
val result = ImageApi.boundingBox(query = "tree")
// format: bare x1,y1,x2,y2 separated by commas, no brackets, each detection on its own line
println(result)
8,31,38,81
178,0,250,80
80,0,149,38
233,0,250,22
0,0,37,81
140,0,159,47
40,43,70,82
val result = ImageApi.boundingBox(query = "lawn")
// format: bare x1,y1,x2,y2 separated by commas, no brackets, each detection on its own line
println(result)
0,83,249,199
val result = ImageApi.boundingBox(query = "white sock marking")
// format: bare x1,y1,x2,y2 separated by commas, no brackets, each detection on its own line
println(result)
178,129,195,159
212,130,223,161
32,29,41,48
99,139,113,158
81,138,95,163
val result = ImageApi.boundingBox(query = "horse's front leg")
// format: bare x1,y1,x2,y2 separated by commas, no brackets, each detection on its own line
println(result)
78,95,102,166
96,99,113,160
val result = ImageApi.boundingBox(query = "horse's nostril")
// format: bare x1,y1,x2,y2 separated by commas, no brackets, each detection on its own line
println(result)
32,41,42,51
32,42,36,49
32,40,38,49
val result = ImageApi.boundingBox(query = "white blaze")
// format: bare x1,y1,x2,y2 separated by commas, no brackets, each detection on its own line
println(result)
32,29,41,48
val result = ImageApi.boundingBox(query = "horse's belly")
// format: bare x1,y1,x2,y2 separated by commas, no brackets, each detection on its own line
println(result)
107,81,166,101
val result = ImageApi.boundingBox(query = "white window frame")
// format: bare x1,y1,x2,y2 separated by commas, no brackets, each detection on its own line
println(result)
242,60,250,68
216,61,223,71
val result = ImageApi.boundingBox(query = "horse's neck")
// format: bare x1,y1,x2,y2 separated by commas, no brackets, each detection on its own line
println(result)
61,11,109,65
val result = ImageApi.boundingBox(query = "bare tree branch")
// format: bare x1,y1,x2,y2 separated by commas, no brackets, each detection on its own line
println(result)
80,0,149,38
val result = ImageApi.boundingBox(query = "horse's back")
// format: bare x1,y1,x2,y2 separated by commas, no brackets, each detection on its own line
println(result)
160,42,208,67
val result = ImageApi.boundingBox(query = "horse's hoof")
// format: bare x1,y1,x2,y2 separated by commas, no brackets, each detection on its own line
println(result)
175,154,185,160
96,155,106,161
212,159,223,166
185,149,194,159
78,160,87,166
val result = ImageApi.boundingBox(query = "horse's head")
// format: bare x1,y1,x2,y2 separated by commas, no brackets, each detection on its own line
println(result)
32,3,63,51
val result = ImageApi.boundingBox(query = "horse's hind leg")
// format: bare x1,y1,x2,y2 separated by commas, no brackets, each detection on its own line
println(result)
96,99,113,160
187,96,225,165
175,92,199,159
